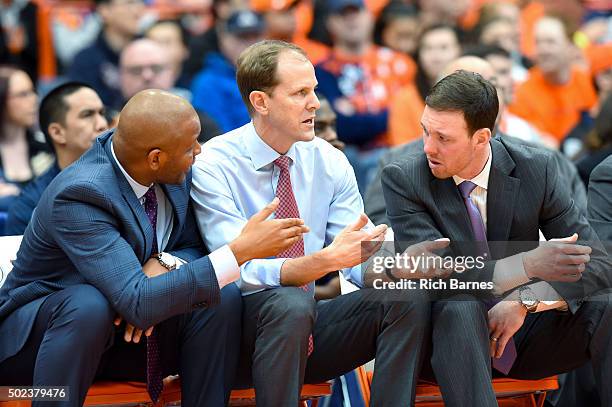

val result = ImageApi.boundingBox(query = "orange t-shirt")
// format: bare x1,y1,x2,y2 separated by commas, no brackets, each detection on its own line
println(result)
388,83,425,146
509,66,598,141
293,36,330,65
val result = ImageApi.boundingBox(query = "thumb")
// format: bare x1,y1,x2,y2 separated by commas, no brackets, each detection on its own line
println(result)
421,238,451,251
550,232,578,243
250,197,279,222
346,213,369,232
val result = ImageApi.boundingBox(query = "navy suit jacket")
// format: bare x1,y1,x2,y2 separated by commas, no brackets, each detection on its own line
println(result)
0,130,220,363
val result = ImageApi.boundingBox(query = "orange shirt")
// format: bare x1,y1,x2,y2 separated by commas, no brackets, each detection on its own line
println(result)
293,36,330,65
509,66,598,141
388,83,425,146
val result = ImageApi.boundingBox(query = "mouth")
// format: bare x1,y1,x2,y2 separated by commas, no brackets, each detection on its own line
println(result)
427,157,442,168
302,117,315,126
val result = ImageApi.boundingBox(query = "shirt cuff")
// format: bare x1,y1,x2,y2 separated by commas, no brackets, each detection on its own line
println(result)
492,253,531,295
208,244,240,289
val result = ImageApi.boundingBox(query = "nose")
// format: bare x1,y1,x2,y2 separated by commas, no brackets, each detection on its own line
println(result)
309,91,320,111
96,114,109,133
423,134,436,156
194,142,202,157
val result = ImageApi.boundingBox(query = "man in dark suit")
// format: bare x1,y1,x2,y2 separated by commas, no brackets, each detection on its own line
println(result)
0,90,308,406
381,70,612,407
589,156,612,242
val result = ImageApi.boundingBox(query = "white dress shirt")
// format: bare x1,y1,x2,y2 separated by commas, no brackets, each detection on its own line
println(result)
453,145,567,312
111,142,239,288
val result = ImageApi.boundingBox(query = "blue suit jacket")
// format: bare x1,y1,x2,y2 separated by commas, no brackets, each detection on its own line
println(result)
0,130,220,363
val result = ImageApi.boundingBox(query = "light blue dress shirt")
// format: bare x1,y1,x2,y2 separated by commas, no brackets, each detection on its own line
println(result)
191,122,366,296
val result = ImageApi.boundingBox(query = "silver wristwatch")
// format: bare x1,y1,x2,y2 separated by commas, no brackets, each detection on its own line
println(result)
155,252,177,271
518,286,539,313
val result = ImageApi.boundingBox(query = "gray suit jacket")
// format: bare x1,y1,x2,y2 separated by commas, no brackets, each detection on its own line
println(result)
365,134,587,226
588,155,612,242
381,136,609,311
0,130,220,363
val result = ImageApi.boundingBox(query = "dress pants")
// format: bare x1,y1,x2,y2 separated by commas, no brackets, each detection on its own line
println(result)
0,283,242,407
420,292,612,407
235,286,431,407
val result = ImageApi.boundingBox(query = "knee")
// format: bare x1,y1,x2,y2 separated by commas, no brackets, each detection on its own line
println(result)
215,283,243,320
260,287,315,330
55,285,114,335
433,298,487,332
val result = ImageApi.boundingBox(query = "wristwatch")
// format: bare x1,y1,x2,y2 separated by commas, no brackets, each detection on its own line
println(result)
518,286,539,313
155,252,177,271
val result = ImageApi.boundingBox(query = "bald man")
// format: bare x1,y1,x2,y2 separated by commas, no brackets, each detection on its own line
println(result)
0,90,308,407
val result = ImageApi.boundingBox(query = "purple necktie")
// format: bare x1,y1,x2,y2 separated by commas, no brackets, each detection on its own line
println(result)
458,181,517,375
143,186,163,402
273,156,313,356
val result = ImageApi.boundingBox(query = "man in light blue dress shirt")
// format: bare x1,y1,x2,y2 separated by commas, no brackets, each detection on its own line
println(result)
191,40,433,407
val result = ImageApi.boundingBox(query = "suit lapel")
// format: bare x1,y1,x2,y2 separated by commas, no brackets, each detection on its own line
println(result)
102,134,153,262
160,182,188,248
430,177,474,242
487,139,520,258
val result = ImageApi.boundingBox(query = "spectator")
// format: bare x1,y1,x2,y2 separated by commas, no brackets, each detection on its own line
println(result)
191,9,264,133
374,2,420,57
68,0,145,109
315,0,415,192
417,0,472,34
0,0,38,82
509,15,598,145
387,23,461,146
314,92,344,151
119,39,181,107
576,94,612,185
0,66,52,212
5,82,108,235
145,19,191,88
251,0,330,64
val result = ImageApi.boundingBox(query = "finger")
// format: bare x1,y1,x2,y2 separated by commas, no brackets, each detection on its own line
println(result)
488,329,501,357
419,239,451,252
346,213,369,232
282,225,309,238
114,316,123,326
557,263,586,275
145,326,155,337
251,198,280,222
558,272,583,282
366,224,388,241
124,324,135,342
278,218,305,228
496,334,511,359
132,329,144,343
559,244,592,255
549,233,578,243
559,253,590,265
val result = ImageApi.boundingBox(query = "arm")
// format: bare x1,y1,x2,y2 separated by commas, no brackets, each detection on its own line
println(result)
588,158,612,242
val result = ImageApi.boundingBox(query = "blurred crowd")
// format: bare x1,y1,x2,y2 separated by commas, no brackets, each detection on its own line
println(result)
0,0,610,223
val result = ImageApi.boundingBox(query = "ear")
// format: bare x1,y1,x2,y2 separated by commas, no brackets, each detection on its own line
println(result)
47,123,66,146
146,148,163,171
473,128,491,147
249,90,269,116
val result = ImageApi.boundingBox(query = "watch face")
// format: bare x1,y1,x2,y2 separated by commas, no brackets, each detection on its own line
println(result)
160,253,176,267
520,288,537,307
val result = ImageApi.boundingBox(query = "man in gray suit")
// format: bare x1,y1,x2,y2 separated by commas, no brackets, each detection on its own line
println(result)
381,70,612,407
0,90,308,406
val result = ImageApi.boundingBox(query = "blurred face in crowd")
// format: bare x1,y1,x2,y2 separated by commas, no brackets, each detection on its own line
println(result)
534,17,572,76
50,88,108,157
486,54,513,104
120,39,174,100
480,18,519,54
146,22,188,79
421,105,490,180
264,8,297,41
327,6,373,49
219,30,265,66
419,28,461,82
382,15,419,56
99,0,145,37
596,68,612,100
6,70,37,128
257,51,320,151
315,98,344,151
419,0,471,21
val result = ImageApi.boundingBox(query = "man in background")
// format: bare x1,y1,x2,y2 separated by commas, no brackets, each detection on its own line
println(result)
5,82,108,235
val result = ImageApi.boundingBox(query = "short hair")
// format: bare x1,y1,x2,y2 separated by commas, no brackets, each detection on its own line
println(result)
425,70,499,136
463,44,510,60
236,40,308,114
39,82,95,148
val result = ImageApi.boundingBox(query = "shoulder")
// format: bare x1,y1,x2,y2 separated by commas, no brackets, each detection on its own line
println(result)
194,125,249,172
590,156,612,183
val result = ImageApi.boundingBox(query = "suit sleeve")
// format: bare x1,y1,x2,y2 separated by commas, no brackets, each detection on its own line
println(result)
364,151,390,226
588,158,612,242
540,154,611,311
49,182,220,329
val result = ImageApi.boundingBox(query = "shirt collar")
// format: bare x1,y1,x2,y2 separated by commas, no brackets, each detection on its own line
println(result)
452,143,492,190
243,121,298,170
110,141,152,200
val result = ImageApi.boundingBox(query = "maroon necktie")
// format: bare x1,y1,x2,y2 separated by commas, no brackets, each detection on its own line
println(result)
143,186,163,402
458,181,517,375
273,156,313,356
